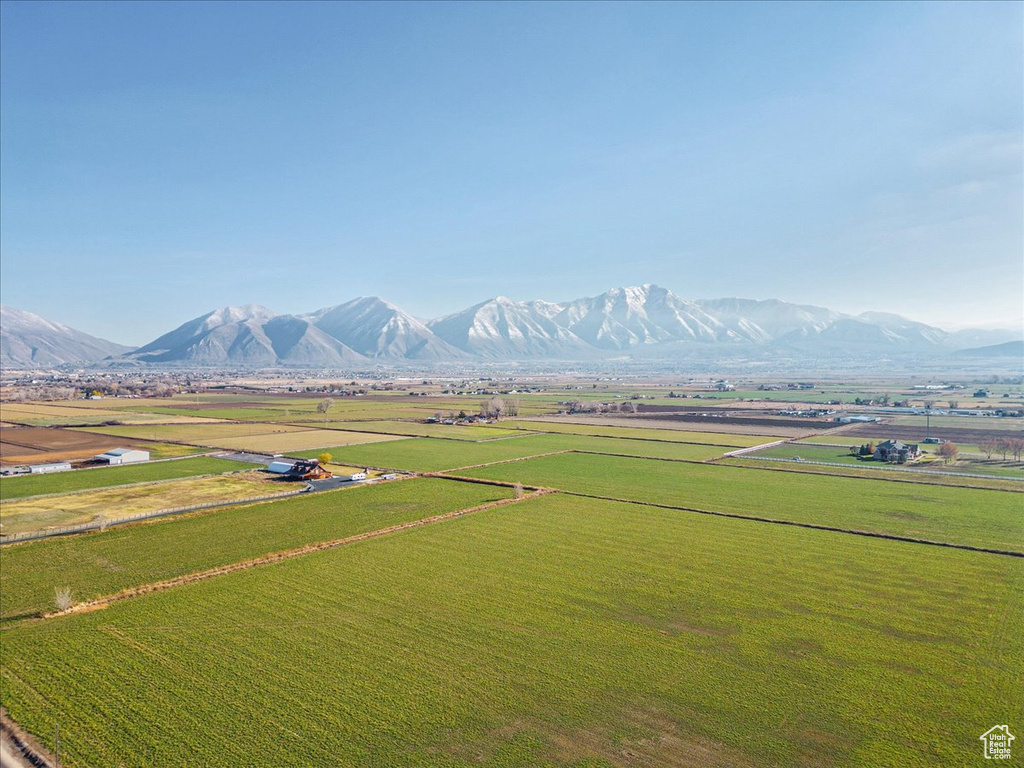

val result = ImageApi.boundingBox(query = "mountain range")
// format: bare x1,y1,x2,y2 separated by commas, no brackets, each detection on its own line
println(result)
2,285,1021,367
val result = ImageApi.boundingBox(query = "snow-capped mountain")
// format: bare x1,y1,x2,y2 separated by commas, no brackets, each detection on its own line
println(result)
554,284,741,349
428,296,592,358
122,305,364,365
7,287,1018,368
306,297,465,360
694,298,841,340
0,306,133,367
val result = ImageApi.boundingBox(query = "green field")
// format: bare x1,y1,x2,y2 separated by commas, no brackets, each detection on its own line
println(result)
507,420,773,446
0,478,511,621
293,433,728,472
454,452,1024,552
0,457,254,501
750,443,1024,480
1,494,1019,766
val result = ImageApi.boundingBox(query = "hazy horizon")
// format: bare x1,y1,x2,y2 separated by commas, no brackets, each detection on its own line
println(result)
1,1,1021,344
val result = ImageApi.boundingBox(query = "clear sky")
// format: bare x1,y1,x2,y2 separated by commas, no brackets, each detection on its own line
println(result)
1,0,1021,345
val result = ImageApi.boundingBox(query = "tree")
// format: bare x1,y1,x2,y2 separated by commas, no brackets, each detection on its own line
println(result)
512,482,525,499
948,401,959,409
622,401,638,414
937,442,959,464
997,438,1012,461
979,439,998,459
318,452,333,465
316,397,334,415
1010,438,1024,462
54,587,73,612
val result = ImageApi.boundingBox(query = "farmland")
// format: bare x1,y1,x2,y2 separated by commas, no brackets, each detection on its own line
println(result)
0,456,254,500
2,382,1023,766
454,452,1024,552
0,478,511,621
0,471,283,535
1,494,1019,766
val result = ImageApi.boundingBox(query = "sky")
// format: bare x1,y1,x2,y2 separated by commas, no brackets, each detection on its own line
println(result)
1,0,1021,345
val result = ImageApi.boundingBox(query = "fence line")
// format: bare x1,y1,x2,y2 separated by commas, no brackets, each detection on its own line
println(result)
0,489,307,544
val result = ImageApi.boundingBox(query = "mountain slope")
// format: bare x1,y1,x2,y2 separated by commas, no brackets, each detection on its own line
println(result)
123,306,364,365
0,306,133,367
428,296,592,358
307,297,465,359
554,285,745,349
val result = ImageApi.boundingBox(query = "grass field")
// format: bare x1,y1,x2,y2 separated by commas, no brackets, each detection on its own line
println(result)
0,478,511,621
212,429,404,453
330,420,527,440
76,422,310,443
293,433,729,472
455,452,1024,552
1,494,1019,765
0,403,226,427
719,457,1024,492
0,472,280,535
506,419,776,446
750,442,1024,479
0,457,254,501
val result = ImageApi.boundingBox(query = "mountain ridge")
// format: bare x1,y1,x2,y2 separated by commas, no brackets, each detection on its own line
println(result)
3,287,1021,367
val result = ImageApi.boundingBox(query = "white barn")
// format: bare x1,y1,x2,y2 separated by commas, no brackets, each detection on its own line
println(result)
95,448,150,465
29,462,72,474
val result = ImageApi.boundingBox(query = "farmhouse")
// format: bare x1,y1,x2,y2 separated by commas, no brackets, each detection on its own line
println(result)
873,439,920,464
94,447,150,465
270,459,332,480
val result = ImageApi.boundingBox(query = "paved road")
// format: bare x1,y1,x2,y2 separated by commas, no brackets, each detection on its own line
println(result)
307,477,366,492
213,451,277,465
0,733,33,768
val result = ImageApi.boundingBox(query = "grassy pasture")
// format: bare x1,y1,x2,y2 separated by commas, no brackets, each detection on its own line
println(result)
293,433,728,472
1,494,1019,765
211,429,404,453
76,422,310,443
720,457,1024,492
329,420,526,440
0,457,253,501
506,419,774,446
752,443,1024,480
0,403,225,427
0,478,511,621
892,414,1024,431
456,452,1024,552
0,471,282,535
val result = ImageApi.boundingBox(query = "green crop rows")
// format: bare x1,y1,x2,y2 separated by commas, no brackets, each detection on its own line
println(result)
455,452,1024,552
0,478,509,621
2,494,1019,766
293,433,728,472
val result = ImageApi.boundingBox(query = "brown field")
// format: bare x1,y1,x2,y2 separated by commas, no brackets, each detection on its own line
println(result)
0,428,157,466
838,423,1024,444
0,472,284,535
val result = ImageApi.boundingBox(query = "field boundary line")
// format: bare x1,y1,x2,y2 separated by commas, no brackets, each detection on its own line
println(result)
717,456,1024,492
438,450,575,473
556,490,1024,558
730,454,1024,482
31,490,552,622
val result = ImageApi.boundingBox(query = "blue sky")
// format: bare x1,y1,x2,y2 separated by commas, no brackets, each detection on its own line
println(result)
1,1,1021,344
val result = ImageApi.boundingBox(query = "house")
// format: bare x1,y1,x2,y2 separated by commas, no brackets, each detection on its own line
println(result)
284,459,332,480
873,439,920,464
267,460,296,474
94,448,150,465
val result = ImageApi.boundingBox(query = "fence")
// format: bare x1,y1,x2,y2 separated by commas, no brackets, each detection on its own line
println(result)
0,488,307,544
